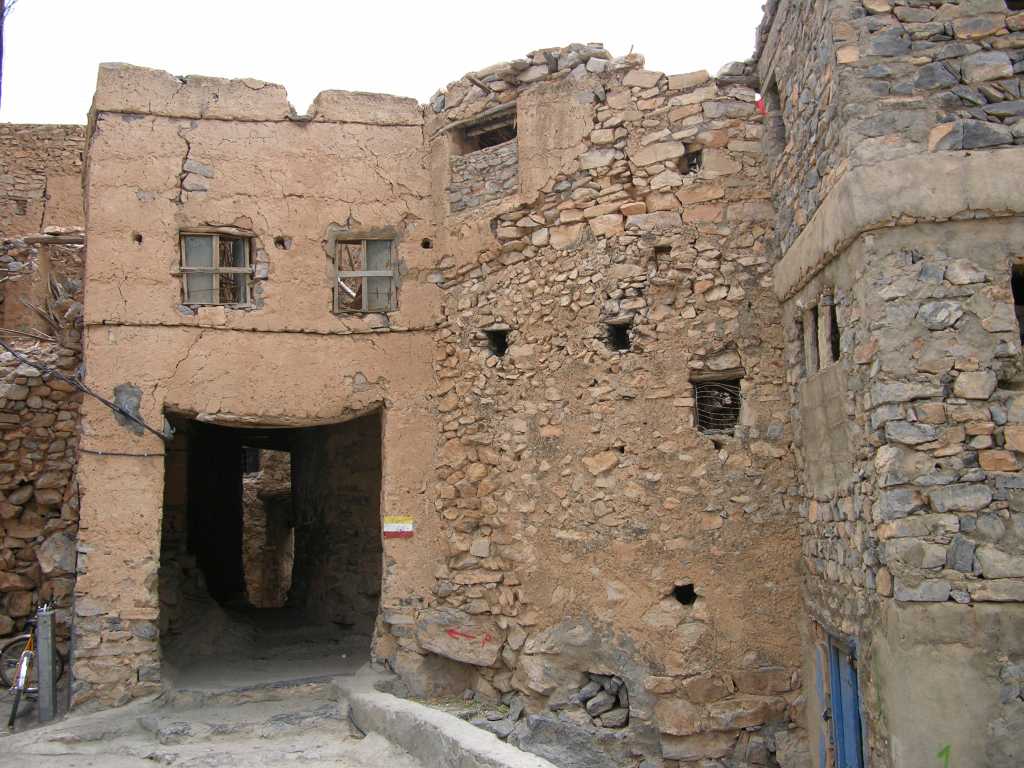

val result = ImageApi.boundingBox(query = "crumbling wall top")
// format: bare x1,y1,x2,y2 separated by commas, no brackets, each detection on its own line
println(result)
90,63,423,126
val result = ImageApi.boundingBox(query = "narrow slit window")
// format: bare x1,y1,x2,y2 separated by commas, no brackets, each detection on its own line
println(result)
693,378,742,434
795,315,806,378
607,322,631,352
1012,265,1024,344
181,232,252,306
829,304,841,362
761,79,787,156
683,149,703,174
805,306,820,373
334,239,397,313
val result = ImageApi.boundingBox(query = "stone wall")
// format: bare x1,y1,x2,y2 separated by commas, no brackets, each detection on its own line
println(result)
758,0,1024,252
761,1,1024,766
241,449,292,608
0,237,84,657
379,47,809,768
448,140,519,212
0,125,85,238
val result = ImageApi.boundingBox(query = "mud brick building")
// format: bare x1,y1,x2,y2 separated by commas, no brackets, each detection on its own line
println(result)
0,2,1022,767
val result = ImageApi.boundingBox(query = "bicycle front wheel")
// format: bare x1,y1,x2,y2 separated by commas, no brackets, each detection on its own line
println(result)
0,636,31,690
0,636,63,693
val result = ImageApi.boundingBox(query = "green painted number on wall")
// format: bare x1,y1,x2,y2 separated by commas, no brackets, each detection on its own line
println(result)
937,745,951,768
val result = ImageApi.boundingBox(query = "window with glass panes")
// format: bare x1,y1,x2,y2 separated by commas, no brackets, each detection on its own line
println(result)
334,239,397,313
180,232,252,305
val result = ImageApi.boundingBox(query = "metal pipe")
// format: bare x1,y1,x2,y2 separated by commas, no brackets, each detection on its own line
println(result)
36,604,57,723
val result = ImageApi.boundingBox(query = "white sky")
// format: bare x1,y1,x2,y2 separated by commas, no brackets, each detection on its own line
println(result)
0,0,765,125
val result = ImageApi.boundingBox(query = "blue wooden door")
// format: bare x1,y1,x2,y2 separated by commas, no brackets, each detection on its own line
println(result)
828,640,864,768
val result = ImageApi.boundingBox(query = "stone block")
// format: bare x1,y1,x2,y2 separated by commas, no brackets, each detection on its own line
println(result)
37,531,76,574
414,608,505,667
976,546,1024,578
962,51,1013,82
655,698,702,736
962,120,1014,149
623,70,664,88
893,578,951,602
679,673,733,703
392,650,475,699
629,141,686,167
929,484,992,513
668,71,710,91
661,731,738,761
705,695,785,730
969,579,1024,601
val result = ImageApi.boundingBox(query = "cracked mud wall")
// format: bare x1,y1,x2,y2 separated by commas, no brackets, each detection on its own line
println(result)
74,64,442,708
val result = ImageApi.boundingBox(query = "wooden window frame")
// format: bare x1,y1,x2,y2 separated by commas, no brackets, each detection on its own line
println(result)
179,229,254,307
333,238,398,314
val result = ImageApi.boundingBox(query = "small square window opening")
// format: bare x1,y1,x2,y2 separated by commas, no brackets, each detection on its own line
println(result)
607,322,631,351
181,232,252,305
485,329,509,357
334,239,397,313
694,378,742,433
457,110,517,155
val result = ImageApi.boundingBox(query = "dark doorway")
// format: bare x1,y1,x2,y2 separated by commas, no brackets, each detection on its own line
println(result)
158,411,384,687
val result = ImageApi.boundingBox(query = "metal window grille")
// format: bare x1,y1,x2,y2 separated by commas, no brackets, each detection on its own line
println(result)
181,233,252,305
694,379,742,433
334,239,397,313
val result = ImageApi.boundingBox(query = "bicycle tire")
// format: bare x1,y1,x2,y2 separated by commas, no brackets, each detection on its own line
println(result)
0,636,64,693
7,686,21,728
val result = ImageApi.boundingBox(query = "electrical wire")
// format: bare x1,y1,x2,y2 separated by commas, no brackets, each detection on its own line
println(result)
0,338,172,443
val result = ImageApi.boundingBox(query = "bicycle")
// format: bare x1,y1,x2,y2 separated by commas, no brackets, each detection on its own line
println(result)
1,605,65,728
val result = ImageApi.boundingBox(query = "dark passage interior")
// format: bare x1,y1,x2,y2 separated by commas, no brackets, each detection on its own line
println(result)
158,411,383,688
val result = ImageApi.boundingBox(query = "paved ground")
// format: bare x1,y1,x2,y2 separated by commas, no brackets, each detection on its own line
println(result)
0,677,424,768
0,609,420,767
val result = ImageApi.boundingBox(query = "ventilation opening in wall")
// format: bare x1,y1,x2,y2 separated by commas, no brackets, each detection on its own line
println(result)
1012,265,1024,344
606,321,631,352
484,328,509,357
693,377,742,434
457,107,517,154
1007,1,1024,10
682,149,703,175
672,584,697,605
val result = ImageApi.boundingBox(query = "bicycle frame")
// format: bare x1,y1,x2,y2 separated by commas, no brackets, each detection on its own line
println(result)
7,624,36,728
14,637,34,690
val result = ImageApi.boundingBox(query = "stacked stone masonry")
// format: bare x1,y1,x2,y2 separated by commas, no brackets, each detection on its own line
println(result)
0,237,84,659
448,140,519,212
0,125,85,238
0,4,1021,767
